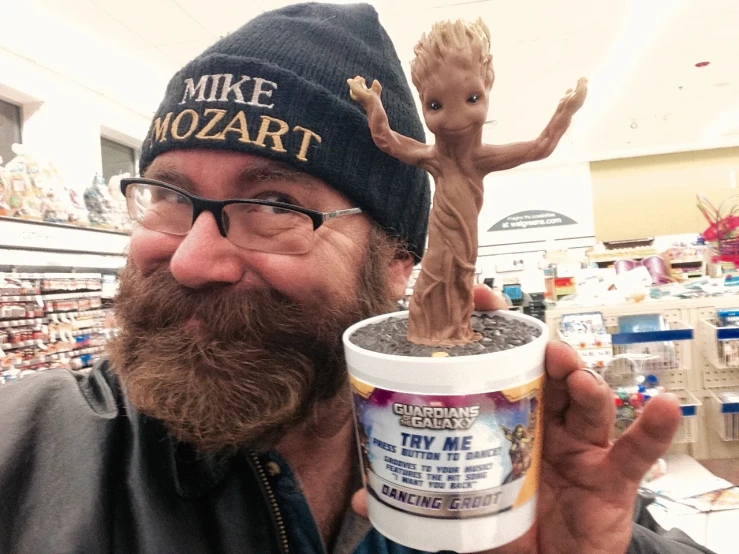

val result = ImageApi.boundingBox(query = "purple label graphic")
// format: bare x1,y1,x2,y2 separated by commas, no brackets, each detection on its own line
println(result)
350,376,543,519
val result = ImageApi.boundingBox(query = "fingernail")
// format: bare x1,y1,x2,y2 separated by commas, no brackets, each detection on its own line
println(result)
580,368,603,382
555,339,587,367
555,339,578,353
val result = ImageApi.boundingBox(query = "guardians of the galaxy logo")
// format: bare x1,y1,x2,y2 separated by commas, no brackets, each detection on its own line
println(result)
393,403,480,430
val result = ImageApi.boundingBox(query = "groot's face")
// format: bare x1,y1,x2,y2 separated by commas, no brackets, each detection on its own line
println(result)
419,53,490,137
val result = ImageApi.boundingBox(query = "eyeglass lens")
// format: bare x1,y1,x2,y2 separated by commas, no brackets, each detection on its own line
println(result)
125,183,314,254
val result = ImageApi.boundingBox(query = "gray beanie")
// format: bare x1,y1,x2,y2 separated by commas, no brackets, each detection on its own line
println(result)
139,2,430,261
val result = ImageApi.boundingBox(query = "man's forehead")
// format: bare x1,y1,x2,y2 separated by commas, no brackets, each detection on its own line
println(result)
143,151,322,192
145,151,301,178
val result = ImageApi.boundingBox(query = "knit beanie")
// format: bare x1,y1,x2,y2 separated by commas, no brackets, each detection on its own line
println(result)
139,2,430,261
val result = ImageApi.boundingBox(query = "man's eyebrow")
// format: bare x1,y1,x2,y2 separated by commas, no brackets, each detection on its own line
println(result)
142,161,319,194
143,167,196,190
236,164,319,190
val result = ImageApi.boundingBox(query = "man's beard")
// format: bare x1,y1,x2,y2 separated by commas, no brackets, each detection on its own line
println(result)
108,231,398,453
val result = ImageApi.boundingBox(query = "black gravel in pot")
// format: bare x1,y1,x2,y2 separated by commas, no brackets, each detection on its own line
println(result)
349,313,542,357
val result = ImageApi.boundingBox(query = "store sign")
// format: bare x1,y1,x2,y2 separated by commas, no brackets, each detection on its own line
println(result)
488,210,577,232
478,163,595,250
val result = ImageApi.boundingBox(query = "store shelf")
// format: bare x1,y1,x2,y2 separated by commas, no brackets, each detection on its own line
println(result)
674,390,702,444
0,318,44,328
0,216,129,251
1,270,114,380
710,389,739,442
699,319,739,370
1,339,44,351
13,346,105,370
547,296,739,459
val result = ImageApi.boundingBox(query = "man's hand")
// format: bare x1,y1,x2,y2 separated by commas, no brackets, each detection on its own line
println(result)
352,284,682,554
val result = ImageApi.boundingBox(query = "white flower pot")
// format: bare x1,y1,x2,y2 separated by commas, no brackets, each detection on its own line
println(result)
343,309,548,553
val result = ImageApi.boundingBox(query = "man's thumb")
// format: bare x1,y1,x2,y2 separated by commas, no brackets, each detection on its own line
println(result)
351,489,369,519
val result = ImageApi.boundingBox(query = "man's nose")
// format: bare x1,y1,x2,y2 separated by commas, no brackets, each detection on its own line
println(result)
169,211,244,288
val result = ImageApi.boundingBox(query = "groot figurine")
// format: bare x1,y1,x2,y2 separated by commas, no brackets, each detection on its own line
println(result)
348,18,587,346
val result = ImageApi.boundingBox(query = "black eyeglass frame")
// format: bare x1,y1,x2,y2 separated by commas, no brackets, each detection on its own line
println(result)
120,177,363,238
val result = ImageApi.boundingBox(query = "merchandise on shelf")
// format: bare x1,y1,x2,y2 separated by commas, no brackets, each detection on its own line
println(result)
615,314,676,373
612,377,664,438
1,144,78,224
0,164,12,216
84,173,115,227
714,308,739,367
0,272,117,384
107,174,133,232
558,311,613,370
712,390,739,441
561,312,698,442
0,144,132,232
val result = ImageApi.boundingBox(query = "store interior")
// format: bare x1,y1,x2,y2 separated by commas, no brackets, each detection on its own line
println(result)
1,1,738,551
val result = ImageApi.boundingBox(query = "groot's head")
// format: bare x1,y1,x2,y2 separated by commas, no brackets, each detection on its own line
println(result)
410,19,494,136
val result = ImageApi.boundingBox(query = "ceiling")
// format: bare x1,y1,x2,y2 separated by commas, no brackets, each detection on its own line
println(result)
6,0,739,162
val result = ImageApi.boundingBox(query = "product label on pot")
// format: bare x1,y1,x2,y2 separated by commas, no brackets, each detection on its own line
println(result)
350,375,544,519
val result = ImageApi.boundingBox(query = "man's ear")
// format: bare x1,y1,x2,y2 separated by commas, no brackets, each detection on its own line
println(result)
387,254,415,301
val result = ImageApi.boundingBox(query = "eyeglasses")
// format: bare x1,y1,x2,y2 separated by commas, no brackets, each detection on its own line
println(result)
120,178,363,255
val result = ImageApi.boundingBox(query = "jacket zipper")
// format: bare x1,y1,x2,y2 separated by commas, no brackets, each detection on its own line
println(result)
249,452,290,554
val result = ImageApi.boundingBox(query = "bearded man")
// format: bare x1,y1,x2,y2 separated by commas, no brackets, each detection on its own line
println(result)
0,3,714,554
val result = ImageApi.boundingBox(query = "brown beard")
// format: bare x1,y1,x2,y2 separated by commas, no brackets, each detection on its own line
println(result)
108,228,398,453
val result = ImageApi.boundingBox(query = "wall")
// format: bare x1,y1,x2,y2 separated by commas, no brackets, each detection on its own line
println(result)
0,3,160,195
590,147,739,242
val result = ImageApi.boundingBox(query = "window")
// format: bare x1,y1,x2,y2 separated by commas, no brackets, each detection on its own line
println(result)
0,98,22,166
101,137,136,182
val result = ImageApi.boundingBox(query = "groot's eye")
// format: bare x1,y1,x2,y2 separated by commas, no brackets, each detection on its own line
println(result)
429,101,442,111
467,94,480,103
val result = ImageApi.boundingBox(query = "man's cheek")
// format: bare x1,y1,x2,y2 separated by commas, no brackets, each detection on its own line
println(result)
128,228,181,273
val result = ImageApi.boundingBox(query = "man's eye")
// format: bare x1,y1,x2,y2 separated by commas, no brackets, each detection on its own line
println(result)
258,192,298,206
250,192,302,215
429,101,442,111
467,94,479,104
153,190,188,204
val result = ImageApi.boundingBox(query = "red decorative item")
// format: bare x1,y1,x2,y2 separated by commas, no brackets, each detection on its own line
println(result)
697,194,739,263
695,61,710,68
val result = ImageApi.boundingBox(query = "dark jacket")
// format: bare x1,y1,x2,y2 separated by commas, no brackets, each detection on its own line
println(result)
0,361,715,554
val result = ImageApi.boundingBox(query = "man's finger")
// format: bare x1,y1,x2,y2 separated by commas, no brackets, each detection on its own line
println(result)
562,368,614,446
543,341,585,419
351,489,369,519
609,393,681,482
473,284,508,311
546,340,585,380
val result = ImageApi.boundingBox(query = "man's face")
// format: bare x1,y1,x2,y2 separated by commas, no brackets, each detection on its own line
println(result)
109,149,412,452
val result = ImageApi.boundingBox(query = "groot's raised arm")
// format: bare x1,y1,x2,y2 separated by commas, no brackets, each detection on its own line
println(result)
348,77,434,169
474,78,588,174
